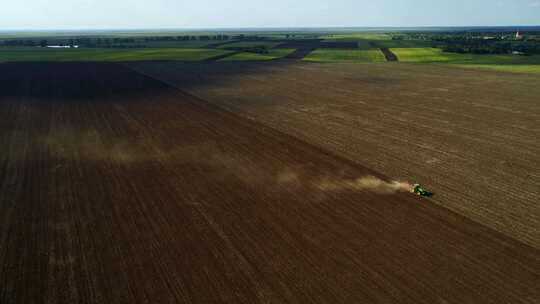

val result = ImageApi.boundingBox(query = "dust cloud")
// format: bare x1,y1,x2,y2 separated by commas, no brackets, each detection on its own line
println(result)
317,175,413,194
33,129,412,195
38,129,143,163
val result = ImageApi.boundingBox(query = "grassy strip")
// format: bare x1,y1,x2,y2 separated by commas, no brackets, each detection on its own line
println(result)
323,33,392,41
0,47,232,62
393,48,540,64
391,48,472,62
121,41,216,48
218,41,283,49
303,49,386,62
220,49,295,61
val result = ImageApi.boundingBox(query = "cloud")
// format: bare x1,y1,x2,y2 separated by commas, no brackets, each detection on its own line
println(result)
530,1,540,7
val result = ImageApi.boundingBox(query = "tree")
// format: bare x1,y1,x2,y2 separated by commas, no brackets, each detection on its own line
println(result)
39,40,48,47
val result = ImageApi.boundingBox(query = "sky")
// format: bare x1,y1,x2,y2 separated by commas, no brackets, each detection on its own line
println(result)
1,0,539,30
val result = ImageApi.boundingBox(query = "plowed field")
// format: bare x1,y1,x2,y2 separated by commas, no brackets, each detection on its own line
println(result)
1,62,539,303
130,61,540,250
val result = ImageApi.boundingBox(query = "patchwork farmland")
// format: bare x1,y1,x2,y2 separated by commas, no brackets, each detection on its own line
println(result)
1,28,540,304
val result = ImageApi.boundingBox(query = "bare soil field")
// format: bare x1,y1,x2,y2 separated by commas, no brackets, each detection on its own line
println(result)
277,40,359,59
1,62,539,303
276,39,358,49
381,48,398,61
129,61,540,250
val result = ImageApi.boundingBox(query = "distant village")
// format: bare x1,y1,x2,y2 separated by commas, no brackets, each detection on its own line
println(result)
394,30,540,55
478,31,524,40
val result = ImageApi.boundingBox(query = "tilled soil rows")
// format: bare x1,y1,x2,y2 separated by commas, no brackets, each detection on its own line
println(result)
0,62,539,303
129,61,540,250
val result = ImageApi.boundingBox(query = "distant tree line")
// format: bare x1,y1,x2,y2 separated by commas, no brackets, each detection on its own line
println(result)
140,34,270,43
284,34,319,39
391,34,430,41
393,32,540,55
0,34,278,49
381,32,540,55
0,39,75,47
138,34,272,44
1,39,38,46
81,38,144,48
435,39,540,55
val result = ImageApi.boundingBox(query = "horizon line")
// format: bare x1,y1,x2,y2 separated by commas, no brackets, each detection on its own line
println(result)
1,25,539,32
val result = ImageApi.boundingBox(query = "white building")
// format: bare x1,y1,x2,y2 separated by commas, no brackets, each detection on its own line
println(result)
46,45,79,48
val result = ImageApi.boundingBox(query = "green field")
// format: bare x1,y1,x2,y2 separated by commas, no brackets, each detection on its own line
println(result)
369,40,432,48
392,48,474,62
451,55,540,74
220,49,295,61
0,48,231,62
304,49,386,62
0,40,538,74
323,32,430,50
339,39,432,50
391,48,540,74
323,33,392,41
0,39,219,49
456,54,540,65
125,40,218,48
218,41,284,49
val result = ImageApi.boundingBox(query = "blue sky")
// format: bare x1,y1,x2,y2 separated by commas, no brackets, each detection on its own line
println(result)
2,0,539,29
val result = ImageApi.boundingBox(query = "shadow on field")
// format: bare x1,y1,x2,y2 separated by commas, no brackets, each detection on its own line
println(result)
0,61,303,101
0,62,175,100
126,60,308,91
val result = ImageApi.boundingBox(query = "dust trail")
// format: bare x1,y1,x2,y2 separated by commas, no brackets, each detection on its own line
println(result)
276,168,301,185
317,175,413,194
34,128,414,195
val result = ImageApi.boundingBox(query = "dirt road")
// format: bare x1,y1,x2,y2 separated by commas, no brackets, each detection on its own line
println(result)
0,62,539,303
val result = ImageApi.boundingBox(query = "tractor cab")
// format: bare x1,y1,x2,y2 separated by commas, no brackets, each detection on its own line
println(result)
412,184,433,197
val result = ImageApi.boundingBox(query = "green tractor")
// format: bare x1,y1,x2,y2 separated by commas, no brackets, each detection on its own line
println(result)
411,184,433,197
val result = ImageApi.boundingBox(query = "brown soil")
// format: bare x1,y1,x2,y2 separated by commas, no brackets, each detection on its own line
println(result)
277,39,358,49
284,48,317,59
206,40,240,48
1,62,539,303
381,48,398,61
129,61,540,251
277,40,358,59
203,51,241,62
